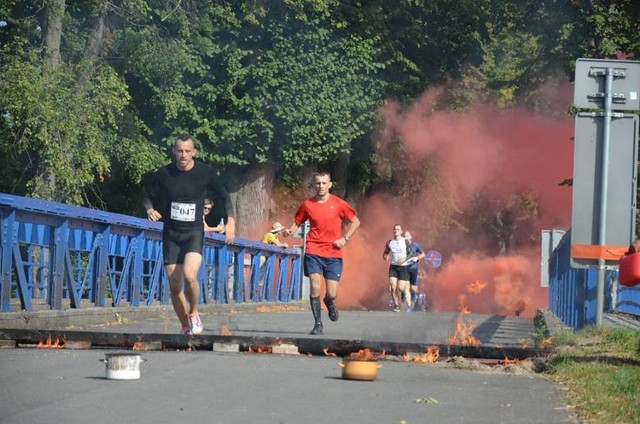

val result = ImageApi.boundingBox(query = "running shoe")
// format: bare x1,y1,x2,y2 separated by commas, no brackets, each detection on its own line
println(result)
309,322,323,335
392,305,400,312
180,325,192,336
189,313,203,335
324,298,339,322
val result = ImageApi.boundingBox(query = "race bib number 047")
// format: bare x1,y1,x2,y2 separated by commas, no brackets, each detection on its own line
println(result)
170,202,196,222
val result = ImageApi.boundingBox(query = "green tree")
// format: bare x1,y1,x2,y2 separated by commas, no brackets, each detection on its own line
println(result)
0,0,164,210
108,1,386,233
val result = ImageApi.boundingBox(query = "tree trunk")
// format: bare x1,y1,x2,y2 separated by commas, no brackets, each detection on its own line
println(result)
44,0,65,69
33,0,66,201
231,163,277,238
332,150,350,199
78,13,105,84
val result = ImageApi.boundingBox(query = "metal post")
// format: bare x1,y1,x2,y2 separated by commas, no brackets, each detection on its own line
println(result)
596,68,615,328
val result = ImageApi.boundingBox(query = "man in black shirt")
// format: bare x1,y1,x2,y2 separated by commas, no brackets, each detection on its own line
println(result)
143,134,235,335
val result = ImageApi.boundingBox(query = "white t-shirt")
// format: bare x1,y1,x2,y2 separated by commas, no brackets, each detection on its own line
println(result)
387,238,410,266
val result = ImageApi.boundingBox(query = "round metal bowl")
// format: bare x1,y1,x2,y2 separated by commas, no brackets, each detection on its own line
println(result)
100,353,146,381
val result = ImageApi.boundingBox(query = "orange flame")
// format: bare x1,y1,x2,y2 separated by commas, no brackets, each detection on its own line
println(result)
348,348,386,361
323,348,337,357
132,342,143,351
401,346,440,363
503,357,520,366
38,334,65,349
448,295,481,346
248,345,272,354
466,279,487,294
220,325,232,336
538,337,553,349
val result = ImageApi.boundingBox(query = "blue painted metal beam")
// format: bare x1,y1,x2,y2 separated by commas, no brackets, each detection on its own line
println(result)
0,192,302,312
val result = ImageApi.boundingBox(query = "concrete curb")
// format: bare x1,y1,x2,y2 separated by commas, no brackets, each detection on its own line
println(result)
0,302,307,330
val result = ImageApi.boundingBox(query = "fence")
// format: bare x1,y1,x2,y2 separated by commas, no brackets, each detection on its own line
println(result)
0,193,302,313
548,230,640,328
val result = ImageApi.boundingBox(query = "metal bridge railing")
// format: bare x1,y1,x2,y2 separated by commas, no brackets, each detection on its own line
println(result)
0,193,302,312
548,230,640,328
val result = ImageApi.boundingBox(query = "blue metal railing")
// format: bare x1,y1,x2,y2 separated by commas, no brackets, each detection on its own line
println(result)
0,193,302,312
548,230,640,328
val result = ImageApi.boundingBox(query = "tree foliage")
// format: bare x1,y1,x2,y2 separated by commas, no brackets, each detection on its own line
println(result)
1,0,639,219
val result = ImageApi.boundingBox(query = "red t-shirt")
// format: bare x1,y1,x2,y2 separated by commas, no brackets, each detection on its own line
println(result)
294,194,357,258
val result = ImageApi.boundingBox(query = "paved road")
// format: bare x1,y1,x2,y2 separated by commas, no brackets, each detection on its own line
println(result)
0,306,578,423
0,347,575,424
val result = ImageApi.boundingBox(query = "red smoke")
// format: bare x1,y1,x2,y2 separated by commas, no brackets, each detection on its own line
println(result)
338,83,574,317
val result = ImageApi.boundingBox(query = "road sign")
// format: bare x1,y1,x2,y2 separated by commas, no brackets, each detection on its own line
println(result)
424,250,442,268
570,113,638,268
574,58,640,111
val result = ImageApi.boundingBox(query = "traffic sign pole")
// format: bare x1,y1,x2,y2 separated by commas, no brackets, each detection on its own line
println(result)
572,58,640,328
595,68,615,329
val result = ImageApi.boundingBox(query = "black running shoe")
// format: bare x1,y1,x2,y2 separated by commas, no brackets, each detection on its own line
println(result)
309,323,323,335
327,303,339,322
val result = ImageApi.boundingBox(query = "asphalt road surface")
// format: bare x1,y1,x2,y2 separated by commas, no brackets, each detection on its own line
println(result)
0,347,576,424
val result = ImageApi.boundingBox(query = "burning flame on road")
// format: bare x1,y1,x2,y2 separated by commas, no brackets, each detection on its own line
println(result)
348,348,386,361
220,325,232,336
38,335,65,349
322,348,337,357
132,342,143,351
503,357,520,366
248,345,272,354
448,295,481,346
401,346,440,363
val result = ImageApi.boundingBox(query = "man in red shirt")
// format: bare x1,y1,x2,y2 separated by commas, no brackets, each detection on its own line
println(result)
283,172,360,335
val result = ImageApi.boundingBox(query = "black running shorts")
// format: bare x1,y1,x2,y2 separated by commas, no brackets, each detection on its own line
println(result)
162,227,204,265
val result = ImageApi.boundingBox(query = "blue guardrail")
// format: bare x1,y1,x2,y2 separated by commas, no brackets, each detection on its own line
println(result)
0,193,302,312
548,231,640,328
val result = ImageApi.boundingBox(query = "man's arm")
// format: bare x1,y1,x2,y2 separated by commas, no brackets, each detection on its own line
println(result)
282,222,299,238
334,215,361,249
223,217,236,243
415,245,426,261
142,171,162,221
142,196,162,221
343,215,360,242
208,173,235,243
382,242,391,260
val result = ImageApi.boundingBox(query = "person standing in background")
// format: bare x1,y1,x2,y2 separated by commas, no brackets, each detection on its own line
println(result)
203,198,225,233
261,222,288,247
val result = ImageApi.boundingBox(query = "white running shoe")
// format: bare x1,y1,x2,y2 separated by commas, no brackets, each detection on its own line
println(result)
189,313,203,335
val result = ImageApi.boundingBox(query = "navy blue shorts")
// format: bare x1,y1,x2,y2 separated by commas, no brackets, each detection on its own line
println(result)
304,253,343,282
162,227,204,265
407,268,419,285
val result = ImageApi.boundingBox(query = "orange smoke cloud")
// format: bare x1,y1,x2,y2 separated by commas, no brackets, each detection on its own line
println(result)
337,82,574,316
429,250,544,317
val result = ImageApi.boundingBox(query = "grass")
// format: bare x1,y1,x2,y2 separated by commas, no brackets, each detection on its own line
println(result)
544,326,640,424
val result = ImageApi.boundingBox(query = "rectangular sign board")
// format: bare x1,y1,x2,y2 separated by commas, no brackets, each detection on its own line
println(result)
541,229,566,287
574,58,640,111
570,113,638,268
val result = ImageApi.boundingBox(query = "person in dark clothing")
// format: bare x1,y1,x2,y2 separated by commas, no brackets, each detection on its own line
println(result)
143,134,235,335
